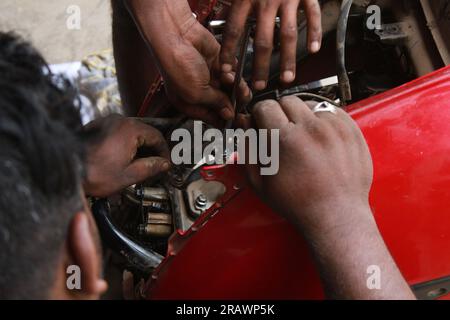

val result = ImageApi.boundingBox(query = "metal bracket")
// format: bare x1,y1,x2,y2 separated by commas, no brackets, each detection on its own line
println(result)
374,22,411,45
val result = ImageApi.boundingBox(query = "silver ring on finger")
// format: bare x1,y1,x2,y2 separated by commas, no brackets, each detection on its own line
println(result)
312,101,338,115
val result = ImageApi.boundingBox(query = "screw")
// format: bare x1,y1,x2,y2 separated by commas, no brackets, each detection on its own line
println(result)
195,194,207,211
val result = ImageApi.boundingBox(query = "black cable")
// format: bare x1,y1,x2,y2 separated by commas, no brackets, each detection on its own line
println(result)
92,199,163,274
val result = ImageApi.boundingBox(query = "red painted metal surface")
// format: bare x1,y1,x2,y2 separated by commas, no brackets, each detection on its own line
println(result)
146,66,450,299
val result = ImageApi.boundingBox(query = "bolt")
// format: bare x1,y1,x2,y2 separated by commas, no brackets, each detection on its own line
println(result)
195,194,207,211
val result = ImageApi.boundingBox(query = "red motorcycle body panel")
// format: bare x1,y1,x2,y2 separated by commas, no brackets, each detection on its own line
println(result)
145,65,450,299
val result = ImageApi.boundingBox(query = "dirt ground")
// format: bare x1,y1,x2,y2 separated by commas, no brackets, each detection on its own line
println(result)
0,0,112,64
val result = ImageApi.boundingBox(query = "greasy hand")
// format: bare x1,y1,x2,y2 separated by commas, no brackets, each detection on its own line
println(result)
83,115,171,197
221,0,322,90
126,0,251,126
161,18,252,126
248,97,373,235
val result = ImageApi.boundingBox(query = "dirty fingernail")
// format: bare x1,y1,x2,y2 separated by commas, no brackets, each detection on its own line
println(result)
310,41,321,53
222,64,232,73
282,71,295,83
254,80,267,91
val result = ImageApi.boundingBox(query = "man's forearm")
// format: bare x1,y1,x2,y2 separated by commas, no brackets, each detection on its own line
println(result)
297,202,416,300
124,0,194,47
122,0,196,77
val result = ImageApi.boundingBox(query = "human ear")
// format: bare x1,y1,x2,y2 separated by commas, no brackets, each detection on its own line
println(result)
66,212,107,299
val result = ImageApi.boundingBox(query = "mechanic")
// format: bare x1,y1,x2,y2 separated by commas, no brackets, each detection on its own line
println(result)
0,32,171,299
0,31,414,299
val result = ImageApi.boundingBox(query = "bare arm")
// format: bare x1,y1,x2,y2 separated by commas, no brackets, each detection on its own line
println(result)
247,97,416,300
299,203,415,299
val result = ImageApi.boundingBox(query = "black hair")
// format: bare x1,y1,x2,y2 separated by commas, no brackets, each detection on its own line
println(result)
0,32,86,299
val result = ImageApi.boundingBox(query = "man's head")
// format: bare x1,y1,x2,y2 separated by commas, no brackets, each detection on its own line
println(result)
0,32,106,299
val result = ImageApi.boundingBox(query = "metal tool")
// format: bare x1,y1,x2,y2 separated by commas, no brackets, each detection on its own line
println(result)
277,76,339,98
251,75,340,104
209,18,281,29
225,22,252,129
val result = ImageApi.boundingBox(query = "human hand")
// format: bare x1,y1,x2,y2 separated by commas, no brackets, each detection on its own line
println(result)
247,97,373,236
220,0,322,91
244,98,416,301
159,18,252,126
83,115,171,197
126,0,252,126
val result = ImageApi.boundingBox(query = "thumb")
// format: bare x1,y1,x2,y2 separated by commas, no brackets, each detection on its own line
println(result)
123,157,171,187
201,86,235,121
